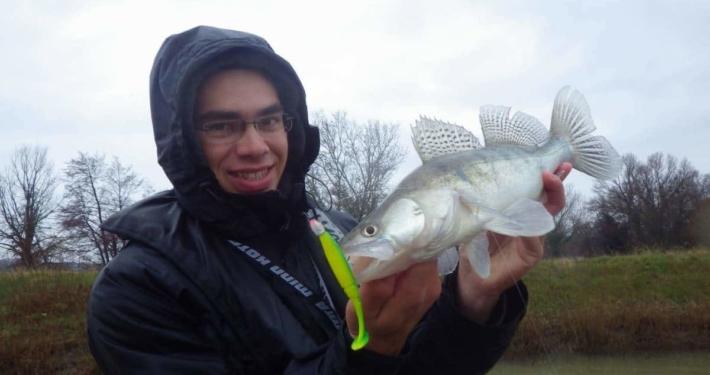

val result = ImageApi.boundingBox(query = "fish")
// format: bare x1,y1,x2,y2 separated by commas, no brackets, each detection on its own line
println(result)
340,86,621,282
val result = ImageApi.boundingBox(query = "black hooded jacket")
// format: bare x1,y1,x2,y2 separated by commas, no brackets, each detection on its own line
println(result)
87,26,528,374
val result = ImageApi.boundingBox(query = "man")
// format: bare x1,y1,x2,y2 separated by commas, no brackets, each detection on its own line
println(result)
87,25,570,374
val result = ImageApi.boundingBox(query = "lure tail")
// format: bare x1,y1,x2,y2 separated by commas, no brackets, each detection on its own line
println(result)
309,219,369,350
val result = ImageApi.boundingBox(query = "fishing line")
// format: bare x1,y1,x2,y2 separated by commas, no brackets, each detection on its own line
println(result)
489,233,562,374
305,173,333,211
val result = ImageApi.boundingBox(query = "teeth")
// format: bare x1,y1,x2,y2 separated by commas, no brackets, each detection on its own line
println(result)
234,168,269,180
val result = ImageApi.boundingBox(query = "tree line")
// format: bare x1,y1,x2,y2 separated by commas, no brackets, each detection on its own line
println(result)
0,146,151,267
547,153,710,257
2,114,708,267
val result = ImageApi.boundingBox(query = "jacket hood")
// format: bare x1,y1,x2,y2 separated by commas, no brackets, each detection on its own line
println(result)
150,25,320,237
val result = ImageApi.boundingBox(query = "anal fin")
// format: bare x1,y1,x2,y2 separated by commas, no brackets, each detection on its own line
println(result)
437,247,459,276
462,233,491,278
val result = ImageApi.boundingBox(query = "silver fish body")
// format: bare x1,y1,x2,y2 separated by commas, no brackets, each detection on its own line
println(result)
341,87,620,282
399,139,573,213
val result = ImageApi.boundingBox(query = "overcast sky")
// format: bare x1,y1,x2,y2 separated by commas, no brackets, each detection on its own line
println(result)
1,0,708,198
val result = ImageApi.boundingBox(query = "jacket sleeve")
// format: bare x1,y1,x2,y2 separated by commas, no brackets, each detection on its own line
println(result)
87,244,230,375
398,269,528,374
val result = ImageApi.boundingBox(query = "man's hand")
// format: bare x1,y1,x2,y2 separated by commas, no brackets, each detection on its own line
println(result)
345,260,441,356
455,163,572,323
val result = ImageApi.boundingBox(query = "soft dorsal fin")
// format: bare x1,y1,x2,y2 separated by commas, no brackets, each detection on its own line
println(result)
411,116,482,162
479,105,550,147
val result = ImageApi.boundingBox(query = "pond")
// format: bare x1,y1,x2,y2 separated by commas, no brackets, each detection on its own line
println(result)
489,352,710,375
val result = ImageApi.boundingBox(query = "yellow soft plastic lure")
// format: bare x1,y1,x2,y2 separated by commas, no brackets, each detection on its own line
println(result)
309,219,369,350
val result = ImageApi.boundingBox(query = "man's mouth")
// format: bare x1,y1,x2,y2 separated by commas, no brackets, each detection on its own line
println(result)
229,167,272,180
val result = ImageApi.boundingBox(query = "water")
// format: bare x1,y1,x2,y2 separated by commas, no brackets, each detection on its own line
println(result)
489,352,710,375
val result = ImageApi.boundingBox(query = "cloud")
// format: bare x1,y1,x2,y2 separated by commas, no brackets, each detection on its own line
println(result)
1,0,709,197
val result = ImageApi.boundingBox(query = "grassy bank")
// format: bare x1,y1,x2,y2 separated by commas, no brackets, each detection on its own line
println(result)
0,270,98,374
508,248,710,358
0,249,708,372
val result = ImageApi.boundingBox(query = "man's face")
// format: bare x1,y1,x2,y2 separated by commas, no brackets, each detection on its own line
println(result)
196,69,289,194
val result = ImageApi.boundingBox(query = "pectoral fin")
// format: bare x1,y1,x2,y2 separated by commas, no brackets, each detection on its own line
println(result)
463,233,491,278
482,199,555,237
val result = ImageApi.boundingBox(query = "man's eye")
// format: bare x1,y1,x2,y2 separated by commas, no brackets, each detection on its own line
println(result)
257,115,281,130
204,122,233,132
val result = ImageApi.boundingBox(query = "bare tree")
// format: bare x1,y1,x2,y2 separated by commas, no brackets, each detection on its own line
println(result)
105,157,150,213
59,153,150,265
307,111,405,220
589,152,710,251
0,146,62,267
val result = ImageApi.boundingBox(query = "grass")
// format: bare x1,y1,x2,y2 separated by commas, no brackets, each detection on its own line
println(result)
0,270,98,374
0,249,708,372
508,248,710,357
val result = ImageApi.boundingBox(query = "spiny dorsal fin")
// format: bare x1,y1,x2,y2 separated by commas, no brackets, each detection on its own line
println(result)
411,116,482,162
479,105,550,147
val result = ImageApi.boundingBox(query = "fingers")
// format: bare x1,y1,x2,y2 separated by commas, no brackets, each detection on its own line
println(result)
554,162,573,181
542,162,572,215
486,232,513,254
372,261,440,324
358,273,396,323
395,261,441,307
517,236,545,267
346,260,441,355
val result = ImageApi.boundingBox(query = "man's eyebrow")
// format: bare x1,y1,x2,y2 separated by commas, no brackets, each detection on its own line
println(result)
196,103,284,122
257,103,285,116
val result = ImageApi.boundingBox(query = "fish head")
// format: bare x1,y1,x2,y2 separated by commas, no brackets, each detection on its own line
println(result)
341,188,459,257
340,189,461,281
341,196,427,261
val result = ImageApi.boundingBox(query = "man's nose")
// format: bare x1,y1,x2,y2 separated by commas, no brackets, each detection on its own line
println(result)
234,124,269,157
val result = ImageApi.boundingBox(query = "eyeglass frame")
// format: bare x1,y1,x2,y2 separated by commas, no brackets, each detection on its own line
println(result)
194,112,294,144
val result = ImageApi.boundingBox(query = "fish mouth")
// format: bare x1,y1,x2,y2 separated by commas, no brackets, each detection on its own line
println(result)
342,238,395,260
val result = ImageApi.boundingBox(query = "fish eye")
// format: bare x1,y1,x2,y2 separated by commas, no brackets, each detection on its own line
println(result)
362,225,378,237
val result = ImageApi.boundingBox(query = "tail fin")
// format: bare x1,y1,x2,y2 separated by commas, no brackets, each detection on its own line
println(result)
550,86,621,180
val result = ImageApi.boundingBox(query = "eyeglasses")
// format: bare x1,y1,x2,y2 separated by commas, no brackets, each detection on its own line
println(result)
195,112,294,144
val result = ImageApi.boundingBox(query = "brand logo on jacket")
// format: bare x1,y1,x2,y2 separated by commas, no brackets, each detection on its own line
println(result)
230,241,314,297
